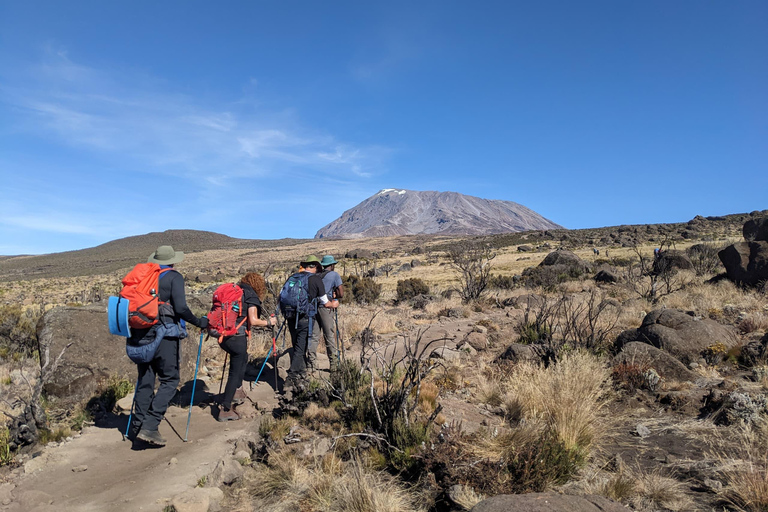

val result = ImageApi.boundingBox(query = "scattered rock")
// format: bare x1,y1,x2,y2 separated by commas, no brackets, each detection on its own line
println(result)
171,487,224,512
470,492,627,512
743,217,768,242
594,269,619,283
206,457,243,487
718,241,768,287
539,250,591,272
632,424,651,438
653,250,693,273
496,343,555,366
0,483,15,506
613,342,698,382
71,465,88,472
464,332,488,351
615,309,739,364
702,478,723,493
431,347,463,361
116,393,135,412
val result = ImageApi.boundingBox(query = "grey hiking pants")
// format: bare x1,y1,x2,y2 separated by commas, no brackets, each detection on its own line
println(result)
133,337,180,432
308,307,337,369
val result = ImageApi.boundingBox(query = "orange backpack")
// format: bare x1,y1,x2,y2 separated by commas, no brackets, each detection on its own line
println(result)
119,263,173,330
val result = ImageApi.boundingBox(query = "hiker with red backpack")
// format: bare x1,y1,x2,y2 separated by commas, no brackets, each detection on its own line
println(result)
279,256,338,393
210,273,276,422
125,246,208,446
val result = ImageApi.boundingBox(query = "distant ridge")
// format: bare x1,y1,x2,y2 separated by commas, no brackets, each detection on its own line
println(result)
315,189,563,239
0,230,307,280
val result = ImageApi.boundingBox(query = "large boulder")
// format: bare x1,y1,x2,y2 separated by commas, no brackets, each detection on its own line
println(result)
718,241,768,287
539,250,590,272
615,309,738,364
38,304,202,405
470,493,627,512
614,342,698,382
744,217,768,242
653,250,693,274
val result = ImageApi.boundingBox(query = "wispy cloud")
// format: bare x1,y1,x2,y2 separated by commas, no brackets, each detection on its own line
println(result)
3,51,389,184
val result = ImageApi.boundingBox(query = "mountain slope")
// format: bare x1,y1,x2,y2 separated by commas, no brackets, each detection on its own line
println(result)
315,189,563,239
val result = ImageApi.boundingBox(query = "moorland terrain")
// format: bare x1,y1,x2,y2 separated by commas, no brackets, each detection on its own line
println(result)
0,210,767,512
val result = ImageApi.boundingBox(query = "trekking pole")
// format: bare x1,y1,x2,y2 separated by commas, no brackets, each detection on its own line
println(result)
335,308,345,362
255,319,285,386
218,353,228,394
184,331,204,442
270,314,278,391
334,308,341,365
123,377,140,441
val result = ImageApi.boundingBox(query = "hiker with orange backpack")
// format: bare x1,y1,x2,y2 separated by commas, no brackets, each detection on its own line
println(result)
126,246,208,446
210,273,276,422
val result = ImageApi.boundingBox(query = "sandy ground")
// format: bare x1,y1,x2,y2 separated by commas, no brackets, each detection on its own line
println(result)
1,377,280,512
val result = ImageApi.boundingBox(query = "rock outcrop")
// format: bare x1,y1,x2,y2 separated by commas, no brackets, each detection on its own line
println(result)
38,304,202,405
719,217,768,287
615,309,739,364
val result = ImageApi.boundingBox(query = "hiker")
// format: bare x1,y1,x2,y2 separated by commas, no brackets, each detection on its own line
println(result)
308,255,344,373
217,273,276,422
281,255,339,391
129,246,208,446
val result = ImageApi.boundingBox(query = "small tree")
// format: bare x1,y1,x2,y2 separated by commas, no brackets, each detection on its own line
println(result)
447,242,496,303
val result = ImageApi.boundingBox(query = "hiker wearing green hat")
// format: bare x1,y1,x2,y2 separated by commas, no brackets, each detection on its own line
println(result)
280,255,339,391
308,255,344,373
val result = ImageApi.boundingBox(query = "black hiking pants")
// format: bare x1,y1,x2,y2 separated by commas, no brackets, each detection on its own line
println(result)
219,335,248,410
286,314,311,383
134,337,180,432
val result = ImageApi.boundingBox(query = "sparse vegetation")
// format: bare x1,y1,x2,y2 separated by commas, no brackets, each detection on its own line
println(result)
396,278,430,302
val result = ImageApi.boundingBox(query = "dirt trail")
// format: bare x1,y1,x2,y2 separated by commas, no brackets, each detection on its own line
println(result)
1,379,279,512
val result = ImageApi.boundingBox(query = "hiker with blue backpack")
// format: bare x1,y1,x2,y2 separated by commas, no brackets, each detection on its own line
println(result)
125,246,208,446
210,273,276,422
279,255,339,392
308,255,344,373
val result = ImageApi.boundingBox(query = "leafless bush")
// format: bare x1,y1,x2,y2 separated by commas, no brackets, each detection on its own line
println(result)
625,238,691,303
447,242,496,303
687,243,723,276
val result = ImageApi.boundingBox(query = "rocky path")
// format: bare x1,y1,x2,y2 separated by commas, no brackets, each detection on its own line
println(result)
1,379,280,512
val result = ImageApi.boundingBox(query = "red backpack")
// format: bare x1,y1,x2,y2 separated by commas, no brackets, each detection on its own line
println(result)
207,283,249,342
119,263,173,330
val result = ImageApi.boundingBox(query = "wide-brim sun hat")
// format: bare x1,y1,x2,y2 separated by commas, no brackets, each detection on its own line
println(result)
301,255,323,268
148,245,185,265
320,255,338,267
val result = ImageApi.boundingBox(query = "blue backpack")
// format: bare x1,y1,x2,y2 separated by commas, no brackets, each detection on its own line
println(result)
279,272,317,318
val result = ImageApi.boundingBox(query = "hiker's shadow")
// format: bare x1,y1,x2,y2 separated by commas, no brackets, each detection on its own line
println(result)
243,353,285,394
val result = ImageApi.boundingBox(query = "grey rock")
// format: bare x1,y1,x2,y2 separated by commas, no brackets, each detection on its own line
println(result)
496,343,555,366
71,465,88,472
613,342,698,383
615,309,739,364
719,241,768,287
206,457,243,487
632,424,651,438
470,492,627,512
171,487,224,512
702,478,723,493
430,347,462,361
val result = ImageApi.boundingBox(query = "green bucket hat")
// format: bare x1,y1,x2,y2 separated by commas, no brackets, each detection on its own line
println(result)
148,245,185,265
301,255,322,268
320,255,338,267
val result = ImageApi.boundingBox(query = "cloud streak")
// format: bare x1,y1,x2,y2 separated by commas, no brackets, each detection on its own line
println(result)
3,52,389,185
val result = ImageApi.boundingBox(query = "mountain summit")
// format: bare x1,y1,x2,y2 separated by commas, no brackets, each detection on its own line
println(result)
315,189,563,239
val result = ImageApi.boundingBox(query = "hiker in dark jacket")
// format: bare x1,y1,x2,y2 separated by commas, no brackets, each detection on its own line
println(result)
128,245,208,446
217,273,276,422
284,255,338,391
308,255,344,373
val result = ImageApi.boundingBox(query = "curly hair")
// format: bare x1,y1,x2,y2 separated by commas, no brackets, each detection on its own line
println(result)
239,272,266,299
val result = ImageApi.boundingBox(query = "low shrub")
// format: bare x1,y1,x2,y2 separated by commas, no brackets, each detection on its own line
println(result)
342,275,381,305
488,274,517,290
396,278,430,302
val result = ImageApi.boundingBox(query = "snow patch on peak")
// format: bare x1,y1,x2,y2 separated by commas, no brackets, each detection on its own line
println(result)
379,189,406,195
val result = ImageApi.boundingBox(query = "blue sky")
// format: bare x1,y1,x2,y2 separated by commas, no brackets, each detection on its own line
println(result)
1,1,766,254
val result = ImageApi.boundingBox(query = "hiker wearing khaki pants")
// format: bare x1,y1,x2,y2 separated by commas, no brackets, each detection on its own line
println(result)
308,255,344,373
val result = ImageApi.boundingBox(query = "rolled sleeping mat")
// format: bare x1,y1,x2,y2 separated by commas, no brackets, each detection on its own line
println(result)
108,296,131,337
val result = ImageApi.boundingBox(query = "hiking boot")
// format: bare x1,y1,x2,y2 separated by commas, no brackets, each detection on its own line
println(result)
136,429,166,446
218,407,240,422
232,386,247,405
126,423,141,441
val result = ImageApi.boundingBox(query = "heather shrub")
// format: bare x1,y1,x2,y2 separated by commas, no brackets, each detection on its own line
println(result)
396,278,430,302
342,275,381,305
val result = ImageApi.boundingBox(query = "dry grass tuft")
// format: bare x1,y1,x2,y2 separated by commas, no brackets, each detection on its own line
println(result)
718,420,768,512
236,452,425,512
503,351,610,453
